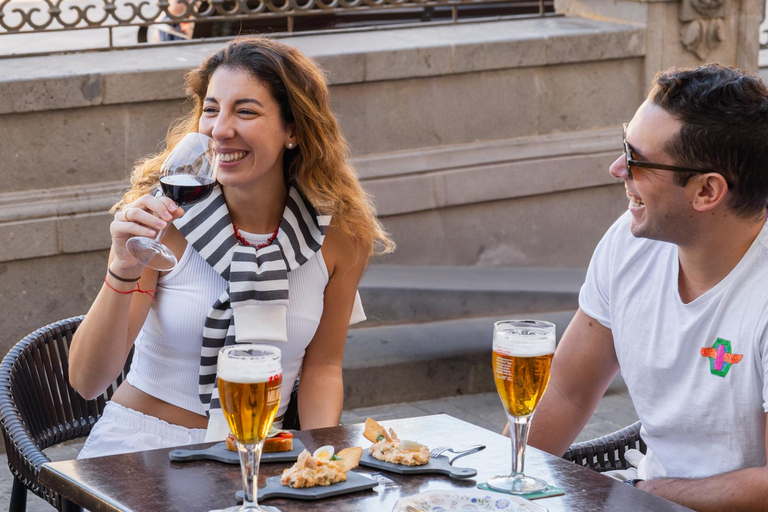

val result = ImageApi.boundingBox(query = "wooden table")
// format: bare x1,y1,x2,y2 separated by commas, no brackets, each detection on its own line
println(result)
40,414,693,511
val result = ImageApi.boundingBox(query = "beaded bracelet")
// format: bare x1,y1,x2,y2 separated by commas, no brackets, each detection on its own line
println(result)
103,276,157,301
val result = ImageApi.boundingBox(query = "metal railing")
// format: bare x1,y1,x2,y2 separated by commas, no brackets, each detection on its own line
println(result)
0,0,556,56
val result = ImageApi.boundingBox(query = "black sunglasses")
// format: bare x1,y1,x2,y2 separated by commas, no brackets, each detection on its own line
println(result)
622,123,713,179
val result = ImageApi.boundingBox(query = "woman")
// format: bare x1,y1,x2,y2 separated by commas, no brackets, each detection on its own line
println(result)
69,37,393,458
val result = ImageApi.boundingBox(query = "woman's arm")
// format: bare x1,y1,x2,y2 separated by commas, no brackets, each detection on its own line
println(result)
297,226,369,429
69,195,183,399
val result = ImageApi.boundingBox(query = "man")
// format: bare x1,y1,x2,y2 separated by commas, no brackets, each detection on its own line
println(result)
527,64,768,511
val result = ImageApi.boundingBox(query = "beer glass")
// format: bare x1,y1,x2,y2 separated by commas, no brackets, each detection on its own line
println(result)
488,320,555,494
217,345,283,512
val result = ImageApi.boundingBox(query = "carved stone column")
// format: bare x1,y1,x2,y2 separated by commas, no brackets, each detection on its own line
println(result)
679,0,726,59
554,0,761,92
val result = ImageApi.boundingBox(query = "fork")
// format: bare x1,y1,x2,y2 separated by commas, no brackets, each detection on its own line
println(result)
429,444,486,464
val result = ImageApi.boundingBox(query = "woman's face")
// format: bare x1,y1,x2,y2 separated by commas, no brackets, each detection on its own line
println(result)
198,66,296,191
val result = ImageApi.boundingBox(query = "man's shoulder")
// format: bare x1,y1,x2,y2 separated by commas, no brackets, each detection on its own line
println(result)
754,219,768,253
735,220,768,279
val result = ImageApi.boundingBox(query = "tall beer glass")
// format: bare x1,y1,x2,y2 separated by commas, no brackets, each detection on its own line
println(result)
488,320,555,494
217,344,283,512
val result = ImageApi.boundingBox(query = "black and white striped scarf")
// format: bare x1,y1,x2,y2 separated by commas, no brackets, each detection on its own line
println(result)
173,184,330,439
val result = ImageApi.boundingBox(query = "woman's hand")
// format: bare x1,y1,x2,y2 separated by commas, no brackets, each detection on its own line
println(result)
110,194,183,274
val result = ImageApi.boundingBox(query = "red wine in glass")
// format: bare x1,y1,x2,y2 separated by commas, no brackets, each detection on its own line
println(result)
125,133,218,271
160,175,216,206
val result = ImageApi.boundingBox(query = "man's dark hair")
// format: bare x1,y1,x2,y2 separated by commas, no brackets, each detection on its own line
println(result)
649,64,768,219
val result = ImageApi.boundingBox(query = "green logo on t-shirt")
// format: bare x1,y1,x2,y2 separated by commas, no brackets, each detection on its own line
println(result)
700,338,743,378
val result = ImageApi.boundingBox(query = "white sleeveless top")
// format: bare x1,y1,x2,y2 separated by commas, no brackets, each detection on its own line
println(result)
126,231,365,419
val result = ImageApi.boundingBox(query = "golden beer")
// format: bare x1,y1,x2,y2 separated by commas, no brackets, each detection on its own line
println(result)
492,350,553,417
217,344,282,512
218,373,282,445
488,320,555,495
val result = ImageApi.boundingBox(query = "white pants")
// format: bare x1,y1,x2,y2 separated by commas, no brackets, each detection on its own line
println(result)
77,402,207,460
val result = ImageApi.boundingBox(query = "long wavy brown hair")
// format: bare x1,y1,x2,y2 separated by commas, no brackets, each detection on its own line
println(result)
116,36,393,255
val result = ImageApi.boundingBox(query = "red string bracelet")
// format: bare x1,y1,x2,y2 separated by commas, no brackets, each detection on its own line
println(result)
104,276,157,302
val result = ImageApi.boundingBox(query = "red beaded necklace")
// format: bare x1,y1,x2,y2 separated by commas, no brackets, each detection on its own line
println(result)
232,223,279,249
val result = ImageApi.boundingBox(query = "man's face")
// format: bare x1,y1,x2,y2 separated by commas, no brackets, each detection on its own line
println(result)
608,100,695,244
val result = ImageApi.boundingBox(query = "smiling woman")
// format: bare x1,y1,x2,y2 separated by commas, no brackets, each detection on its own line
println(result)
198,67,295,202
68,37,394,460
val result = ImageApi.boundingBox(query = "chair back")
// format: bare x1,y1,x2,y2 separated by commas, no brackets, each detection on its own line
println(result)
282,376,300,431
0,316,131,509
562,421,647,472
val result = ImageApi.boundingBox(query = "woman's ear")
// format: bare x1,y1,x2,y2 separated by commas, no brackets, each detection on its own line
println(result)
285,124,298,150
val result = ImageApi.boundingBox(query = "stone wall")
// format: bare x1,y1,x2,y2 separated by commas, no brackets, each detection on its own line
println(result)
556,0,761,87
0,0,760,353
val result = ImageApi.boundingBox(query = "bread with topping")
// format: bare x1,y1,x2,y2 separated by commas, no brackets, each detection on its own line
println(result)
225,430,293,452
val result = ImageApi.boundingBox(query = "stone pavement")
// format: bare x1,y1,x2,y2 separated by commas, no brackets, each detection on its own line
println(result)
0,388,637,511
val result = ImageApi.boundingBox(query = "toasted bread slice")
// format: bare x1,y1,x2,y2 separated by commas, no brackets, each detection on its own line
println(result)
225,431,293,452
336,446,363,472
363,418,386,443
264,431,294,453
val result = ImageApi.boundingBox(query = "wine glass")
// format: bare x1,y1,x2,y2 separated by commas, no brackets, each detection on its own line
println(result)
125,132,218,271
217,344,283,512
488,319,556,494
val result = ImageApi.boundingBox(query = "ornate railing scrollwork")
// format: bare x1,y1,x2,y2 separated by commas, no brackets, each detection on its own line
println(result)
0,0,552,54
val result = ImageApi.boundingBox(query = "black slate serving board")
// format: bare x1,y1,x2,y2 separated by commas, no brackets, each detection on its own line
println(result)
169,438,306,464
358,452,477,479
235,472,378,501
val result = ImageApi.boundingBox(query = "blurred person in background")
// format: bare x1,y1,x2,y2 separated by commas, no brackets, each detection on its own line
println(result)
149,0,194,41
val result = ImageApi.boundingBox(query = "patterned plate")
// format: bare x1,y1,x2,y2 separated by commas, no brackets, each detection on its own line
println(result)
393,490,548,512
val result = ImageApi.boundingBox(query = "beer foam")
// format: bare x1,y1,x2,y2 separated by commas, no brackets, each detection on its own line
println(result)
217,356,281,384
494,337,555,357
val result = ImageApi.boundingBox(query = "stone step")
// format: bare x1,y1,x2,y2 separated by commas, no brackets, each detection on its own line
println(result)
356,265,586,326
342,310,581,409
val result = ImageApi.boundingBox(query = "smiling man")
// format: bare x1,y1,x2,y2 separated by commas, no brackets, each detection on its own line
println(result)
527,64,768,511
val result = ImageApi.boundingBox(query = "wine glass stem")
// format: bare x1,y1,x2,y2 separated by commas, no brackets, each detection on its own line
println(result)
238,442,263,510
509,414,533,476
153,225,169,243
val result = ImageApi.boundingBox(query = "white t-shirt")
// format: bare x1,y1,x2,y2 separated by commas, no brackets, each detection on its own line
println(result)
580,211,768,480
127,232,366,421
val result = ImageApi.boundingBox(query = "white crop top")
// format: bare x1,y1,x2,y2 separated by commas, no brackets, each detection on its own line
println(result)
126,231,365,419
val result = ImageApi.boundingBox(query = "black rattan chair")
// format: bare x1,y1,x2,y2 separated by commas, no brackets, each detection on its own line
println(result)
282,377,301,431
562,421,646,472
0,315,131,512
0,316,302,511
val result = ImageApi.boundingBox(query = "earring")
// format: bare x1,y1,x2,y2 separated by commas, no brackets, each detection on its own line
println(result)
286,143,294,149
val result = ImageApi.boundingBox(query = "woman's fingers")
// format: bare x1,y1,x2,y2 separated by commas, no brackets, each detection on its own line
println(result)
108,193,182,270
159,196,185,219
133,194,178,221
111,194,181,240
112,217,159,238
123,195,179,225
120,206,169,232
